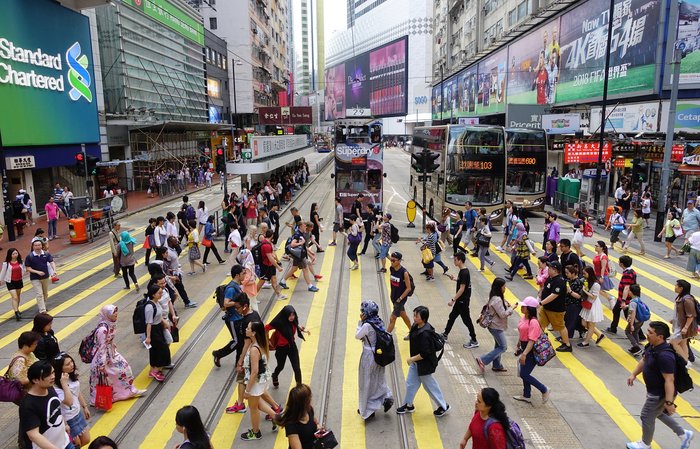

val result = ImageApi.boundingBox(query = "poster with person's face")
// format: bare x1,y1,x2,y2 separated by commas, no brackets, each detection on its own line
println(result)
477,48,507,114
345,53,371,116
457,67,477,114
324,64,345,120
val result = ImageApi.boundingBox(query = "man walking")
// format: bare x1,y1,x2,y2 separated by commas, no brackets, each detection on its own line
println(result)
538,261,573,352
559,239,581,271
396,306,450,417
681,200,700,254
256,229,287,300
25,240,56,314
330,197,344,246
442,252,478,349
606,255,636,334
43,197,60,240
52,183,68,217
459,202,478,252
387,252,412,339
626,321,694,449
212,265,246,368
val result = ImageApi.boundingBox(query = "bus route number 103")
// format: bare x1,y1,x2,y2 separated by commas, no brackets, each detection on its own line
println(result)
459,160,493,170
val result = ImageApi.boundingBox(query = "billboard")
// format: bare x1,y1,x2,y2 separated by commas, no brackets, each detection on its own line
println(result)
668,0,700,86
457,66,478,115
324,36,408,119
589,101,660,133
506,19,561,105
542,113,582,134
556,0,661,103
122,0,205,46
431,85,442,118
477,49,507,115
324,63,346,120
0,0,99,147
659,100,700,133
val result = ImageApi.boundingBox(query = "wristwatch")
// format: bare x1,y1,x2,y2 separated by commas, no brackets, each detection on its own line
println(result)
664,400,675,406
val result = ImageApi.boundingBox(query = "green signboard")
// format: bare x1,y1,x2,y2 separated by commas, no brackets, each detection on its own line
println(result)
0,0,99,147
122,0,205,46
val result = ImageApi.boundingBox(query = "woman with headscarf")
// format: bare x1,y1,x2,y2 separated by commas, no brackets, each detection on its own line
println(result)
118,230,139,291
89,305,145,405
505,221,534,281
355,300,394,420
266,305,308,389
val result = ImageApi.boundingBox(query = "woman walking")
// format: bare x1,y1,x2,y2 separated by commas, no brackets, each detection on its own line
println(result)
1,248,25,320
202,215,225,265
459,387,511,449
310,202,324,252
174,405,213,449
571,211,586,259
154,216,168,248
355,300,394,420
275,384,319,449
144,284,171,382
621,209,646,255
143,218,156,266
576,266,605,347
657,211,681,258
227,221,242,264
186,221,205,275
592,241,614,305
513,296,550,404
32,312,60,361
347,214,362,270
267,305,308,388
118,231,139,291
417,222,440,280
476,217,495,271
53,352,91,447
505,222,534,281
196,201,208,235
670,279,698,362
89,305,145,404
7,331,39,387
240,321,282,441
475,278,516,374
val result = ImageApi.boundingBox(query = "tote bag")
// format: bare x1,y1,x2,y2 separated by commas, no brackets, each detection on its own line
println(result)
421,246,434,264
533,329,556,366
94,375,113,411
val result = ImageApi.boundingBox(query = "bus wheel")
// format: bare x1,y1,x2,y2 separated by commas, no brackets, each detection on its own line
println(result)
429,199,434,219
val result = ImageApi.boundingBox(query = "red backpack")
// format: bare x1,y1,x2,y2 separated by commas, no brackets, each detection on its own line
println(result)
583,221,593,238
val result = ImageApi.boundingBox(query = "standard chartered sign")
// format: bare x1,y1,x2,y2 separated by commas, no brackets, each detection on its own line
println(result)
0,0,98,147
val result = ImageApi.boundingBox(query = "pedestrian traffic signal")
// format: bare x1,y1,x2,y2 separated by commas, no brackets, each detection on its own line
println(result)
411,150,441,174
86,155,100,176
75,152,85,176
215,147,225,171
632,158,648,185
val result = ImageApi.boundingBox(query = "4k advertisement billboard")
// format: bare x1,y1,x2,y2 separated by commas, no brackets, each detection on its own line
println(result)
0,0,99,147
666,0,700,87
324,36,408,119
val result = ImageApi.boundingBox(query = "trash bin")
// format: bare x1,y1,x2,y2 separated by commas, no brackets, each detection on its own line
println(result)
69,218,88,244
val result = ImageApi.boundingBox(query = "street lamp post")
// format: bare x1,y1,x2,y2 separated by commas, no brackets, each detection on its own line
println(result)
0,130,16,242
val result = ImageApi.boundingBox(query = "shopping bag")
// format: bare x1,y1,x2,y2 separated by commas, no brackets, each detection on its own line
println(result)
673,226,684,238
94,375,113,411
201,237,212,248
421,246,434,264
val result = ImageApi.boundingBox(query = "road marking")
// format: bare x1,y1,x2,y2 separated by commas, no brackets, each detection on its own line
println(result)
382,275,445,449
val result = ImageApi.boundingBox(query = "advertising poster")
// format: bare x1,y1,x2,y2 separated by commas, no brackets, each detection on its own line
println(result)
506,18,561,105
557,0,661,102
663,101,700,132
369,36,407,117
431,85,442,119
345,53,371,117
541,113,582,134
0,0,99,146
335,143,383,211
457,66,478,116
589,101,660,133
674,0,700,84
442,76,459,120
476,48,507,114
507,104,547,128
324,63,346,120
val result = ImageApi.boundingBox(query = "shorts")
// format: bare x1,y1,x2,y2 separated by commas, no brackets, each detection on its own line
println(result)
333,222,341,233
643,213,650,219
538,308,566,331
66,410,89,439
6,280,23,291
246,380,268,397
379,243,391,259
665,236,676,243
292,257,308,269
391,299,406,317
260,264,275,281
422,261,434,269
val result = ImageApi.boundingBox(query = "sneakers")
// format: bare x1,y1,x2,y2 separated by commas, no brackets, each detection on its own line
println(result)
262,282,272,289
226,402,248,414
556,344,573,352
426,276,434,281
680,429,694,449
240,429,262,441
512,395,532,404
277,294,289,300
626,441,651,449
329,241,337,246
495,246,503,252
433,404,450,417
441,333,448,342
383,397,394,412
308,285,319,292
279,282,289,290
395,404,415,414
212,352,221,368
464,340,479,349
148,370,165,382
542,388,550,404
185,302,198,308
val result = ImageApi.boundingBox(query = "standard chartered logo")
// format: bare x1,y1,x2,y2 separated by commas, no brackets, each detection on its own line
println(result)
0,37,93,103
66,42,92,102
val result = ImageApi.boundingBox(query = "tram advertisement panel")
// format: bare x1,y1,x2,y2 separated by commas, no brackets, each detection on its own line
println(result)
335,143,383,213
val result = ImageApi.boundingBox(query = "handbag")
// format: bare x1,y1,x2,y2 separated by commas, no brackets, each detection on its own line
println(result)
437,224,447,233
673,226,684,238
286,243,304,259
188,244,201,260
1,356,26,405
420,246,434,264
94,374,113,411
476,303,495,328
269,331,280,351
581,299,593,310
170,323,180,343
201,237,212,248
313,429,338,449
348,232,362,244
476,232,491,247
533,329,556,366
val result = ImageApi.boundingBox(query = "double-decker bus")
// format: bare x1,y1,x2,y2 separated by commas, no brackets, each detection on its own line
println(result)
333,119,384,216
410,125,506,223
505,128,548,212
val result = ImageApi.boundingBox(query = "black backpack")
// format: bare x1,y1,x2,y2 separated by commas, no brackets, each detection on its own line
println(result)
429,329,446,362
659,347,694,394
390,224,400,244
214,282,235,308
132,299,155,334
185,205,196,221
368,323,395,367
407,273,416,297
251,242,265,266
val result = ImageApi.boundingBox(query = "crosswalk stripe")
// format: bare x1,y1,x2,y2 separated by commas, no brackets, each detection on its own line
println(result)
481,246,697,441
382,275,445,449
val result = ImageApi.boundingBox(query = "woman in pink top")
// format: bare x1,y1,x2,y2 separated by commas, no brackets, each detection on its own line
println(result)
44,197,60,240
459,387,508,449
513,296,550,404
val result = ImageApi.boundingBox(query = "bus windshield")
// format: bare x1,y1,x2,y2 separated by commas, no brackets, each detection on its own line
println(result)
445,126,505,206
506,129,547,195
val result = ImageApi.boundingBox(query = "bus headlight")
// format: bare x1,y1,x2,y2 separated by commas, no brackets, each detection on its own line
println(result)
522,199,531,207
533,197,545,206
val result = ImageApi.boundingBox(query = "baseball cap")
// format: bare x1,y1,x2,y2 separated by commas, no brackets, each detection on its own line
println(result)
547,261,562,272
390,251,402,260
688,200,695,204
521,296,540,308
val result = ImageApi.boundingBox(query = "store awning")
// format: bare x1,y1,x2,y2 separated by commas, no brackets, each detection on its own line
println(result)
678,164,700,175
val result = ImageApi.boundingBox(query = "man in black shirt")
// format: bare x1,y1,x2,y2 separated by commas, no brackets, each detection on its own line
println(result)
388,252,412,338
559,239,581,271
539,261,572,352
442,252,478,348
358,203,376,256
351,194,364,225
177,205,190,244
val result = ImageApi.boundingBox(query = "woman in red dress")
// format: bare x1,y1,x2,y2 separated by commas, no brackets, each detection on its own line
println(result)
459,387,509,449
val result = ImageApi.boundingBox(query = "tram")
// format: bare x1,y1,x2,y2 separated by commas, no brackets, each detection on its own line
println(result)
409,124,506,224
333,119,384,216
505,128,548,212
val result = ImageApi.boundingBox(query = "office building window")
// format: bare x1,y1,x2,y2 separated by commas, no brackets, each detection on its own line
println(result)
210,17,217,30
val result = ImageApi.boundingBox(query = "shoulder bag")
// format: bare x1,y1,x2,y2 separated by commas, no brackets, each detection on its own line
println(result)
532,327,556,366
477,303,495,329
1,356,26,405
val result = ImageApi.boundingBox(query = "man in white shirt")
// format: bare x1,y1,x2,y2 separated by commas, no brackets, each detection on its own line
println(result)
614,184,626,207
687,229,700,278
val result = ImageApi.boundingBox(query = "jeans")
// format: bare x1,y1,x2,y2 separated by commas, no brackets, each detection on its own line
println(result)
518,350,547,398
404,363,447,409
347,241,359,262
48,219,57,239
434,252,448,272
480,328,507,369
639,393,685,445
272,344,302,385
371,234,382,254
443,299,476,341
478,245,494,270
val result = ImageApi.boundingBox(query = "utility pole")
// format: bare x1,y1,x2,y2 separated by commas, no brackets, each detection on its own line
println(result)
655,40,683,241
0,130,15,241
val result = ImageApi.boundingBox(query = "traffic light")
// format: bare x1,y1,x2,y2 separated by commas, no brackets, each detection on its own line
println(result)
215,147,225,171
75,152,85,176
86,156,100,176
411,150,441,174
632,158,648,185
425,151,440,173
411,151,424,173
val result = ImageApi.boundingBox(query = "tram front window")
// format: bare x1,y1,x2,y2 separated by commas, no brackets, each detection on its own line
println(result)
446,174,504,205
506,170,544,194
368,170,381,191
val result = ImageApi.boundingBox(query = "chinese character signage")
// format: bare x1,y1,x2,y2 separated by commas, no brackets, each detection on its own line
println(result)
564,141,612,163
249,135,309,161
258,107,312,125
5,156,35,170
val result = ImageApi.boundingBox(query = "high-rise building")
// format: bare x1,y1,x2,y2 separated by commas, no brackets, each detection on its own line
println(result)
294,0,324,95
196,0,291,125
347,0,388,28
